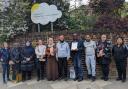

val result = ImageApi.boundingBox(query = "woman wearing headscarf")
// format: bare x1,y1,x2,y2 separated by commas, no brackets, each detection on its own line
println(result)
46,38,58,81
21,41,35,82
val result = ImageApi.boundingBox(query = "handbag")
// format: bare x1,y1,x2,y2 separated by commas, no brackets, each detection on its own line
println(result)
69,66,76,79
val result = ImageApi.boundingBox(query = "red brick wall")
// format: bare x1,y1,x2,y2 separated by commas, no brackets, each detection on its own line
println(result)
8,31,128,78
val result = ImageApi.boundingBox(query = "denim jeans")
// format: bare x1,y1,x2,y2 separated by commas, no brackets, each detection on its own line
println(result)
72,53,83,79
2,64,10,82
85,55,96,76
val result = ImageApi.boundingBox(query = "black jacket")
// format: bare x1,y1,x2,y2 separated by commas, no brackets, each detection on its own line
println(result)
70,39,84,57
112,44,128,60
96,40,112,64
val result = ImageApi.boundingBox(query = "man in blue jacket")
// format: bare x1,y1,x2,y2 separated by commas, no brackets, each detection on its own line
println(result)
56,35,70,81
70,33,84,82
0,42,10,84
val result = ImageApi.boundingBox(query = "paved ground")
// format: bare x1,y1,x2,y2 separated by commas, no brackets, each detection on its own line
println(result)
0,74,128,89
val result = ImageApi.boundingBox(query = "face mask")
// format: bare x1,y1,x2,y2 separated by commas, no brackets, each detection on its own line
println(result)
26,42,30,46
86,39,90,42
60,40,64,43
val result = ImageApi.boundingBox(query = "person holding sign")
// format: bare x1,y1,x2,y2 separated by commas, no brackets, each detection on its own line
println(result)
70,33,84,82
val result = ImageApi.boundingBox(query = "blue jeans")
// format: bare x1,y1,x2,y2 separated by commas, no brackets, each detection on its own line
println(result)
2,64,10,82
72,53,83,79
86,55,96,76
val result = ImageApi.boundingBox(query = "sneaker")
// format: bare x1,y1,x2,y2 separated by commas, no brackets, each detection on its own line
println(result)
37,78,40,81
7,78,11,81
64,78,68,81
92,76,96,82
78,78,83,82
74,77,78,81
3,80,7,84
104,77,109,81
122,79,126,83
116,77,122,81
87,75,92,79
101,77,105,80
58,77,62,80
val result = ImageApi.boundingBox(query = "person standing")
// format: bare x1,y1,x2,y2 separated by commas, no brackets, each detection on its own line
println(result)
112,37,128,82
10,43,22,83
21,41,35,82
35,40,46,81
0,42,10,84
70,33,84,82
56,35,70,81
0,45,2,59
96,34,111,81
84,35,96,81
46,38,58,81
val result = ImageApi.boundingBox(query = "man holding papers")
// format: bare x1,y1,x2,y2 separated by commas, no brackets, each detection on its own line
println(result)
70,33,84,82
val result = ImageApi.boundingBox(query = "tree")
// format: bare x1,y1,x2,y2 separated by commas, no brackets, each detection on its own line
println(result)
89,0,128,32
68,5,97,31
89,0,125,16
0,0,30,43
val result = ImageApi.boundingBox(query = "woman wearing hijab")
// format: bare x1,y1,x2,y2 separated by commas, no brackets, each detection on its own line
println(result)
46,38,58,81
21,41,35,82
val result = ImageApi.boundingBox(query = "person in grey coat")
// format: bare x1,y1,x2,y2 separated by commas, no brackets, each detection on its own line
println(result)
84,35,96,81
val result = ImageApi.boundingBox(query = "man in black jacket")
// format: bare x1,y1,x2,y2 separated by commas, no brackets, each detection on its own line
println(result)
96,34,112,81
112,37,128,82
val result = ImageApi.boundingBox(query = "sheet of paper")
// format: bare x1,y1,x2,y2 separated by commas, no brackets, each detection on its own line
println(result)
71,42,78,50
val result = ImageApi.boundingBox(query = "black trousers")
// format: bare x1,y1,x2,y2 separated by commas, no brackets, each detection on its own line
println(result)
101,64,109,79
115,59,127,80
58,57,67,78
36,60,45,80
22,71,32,80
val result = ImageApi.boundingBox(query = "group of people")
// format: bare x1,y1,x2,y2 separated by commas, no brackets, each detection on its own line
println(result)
0,33,128,84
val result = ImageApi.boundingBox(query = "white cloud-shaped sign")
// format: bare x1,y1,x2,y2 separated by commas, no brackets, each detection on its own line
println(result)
31,3,62,25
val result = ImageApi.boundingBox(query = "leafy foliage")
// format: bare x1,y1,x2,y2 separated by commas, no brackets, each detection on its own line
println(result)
60,4,97,31
89,0,128,32
89,0,125,15
0,0,30,43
